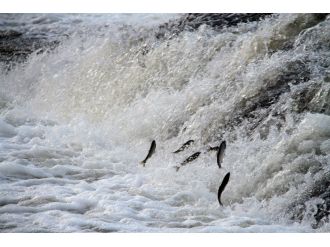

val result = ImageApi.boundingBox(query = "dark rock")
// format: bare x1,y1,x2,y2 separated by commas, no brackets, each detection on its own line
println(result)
155,13,273,39
291,83,322,114
288,172,330,228
267,13,329,53
0,30,22,38
0,29,60,70
219,58,312,139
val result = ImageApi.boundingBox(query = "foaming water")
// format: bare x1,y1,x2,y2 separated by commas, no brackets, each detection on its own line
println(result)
0,14,330,232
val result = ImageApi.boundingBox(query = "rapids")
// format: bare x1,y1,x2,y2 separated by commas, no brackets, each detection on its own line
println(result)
0,13,329,232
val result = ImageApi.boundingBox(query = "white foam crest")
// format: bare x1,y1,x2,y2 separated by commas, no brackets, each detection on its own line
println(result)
0,119,17,138
0,14,329,232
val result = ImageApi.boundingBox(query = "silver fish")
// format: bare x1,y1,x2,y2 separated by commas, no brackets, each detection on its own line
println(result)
140,140,156,167
218,172,230,206
208,145,219,151
217,140,226,168
176,151,201,171
173,140,194,153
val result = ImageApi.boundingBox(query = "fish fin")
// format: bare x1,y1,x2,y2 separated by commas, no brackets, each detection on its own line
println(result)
140,161,146,167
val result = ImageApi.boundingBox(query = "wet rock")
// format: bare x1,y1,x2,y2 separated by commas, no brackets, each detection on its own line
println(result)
218,58,312,139
267,14,329,52
0,29,59,70
289,173,330,228
291,83,322,114
155,13,273,39
0,30,22,38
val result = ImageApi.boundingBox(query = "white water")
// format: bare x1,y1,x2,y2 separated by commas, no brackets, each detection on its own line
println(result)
0,14,330,232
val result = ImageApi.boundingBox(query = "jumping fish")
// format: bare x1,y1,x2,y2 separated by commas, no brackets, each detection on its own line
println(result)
207,145,219,151
173,140,194,153
218,172,230,206
140,140,156,167
216,140,226,168
175,151,201,171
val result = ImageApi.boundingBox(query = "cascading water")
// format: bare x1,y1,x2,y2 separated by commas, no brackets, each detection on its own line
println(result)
0,13,329,232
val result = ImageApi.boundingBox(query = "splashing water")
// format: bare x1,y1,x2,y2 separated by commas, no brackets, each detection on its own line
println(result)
0,13,330,232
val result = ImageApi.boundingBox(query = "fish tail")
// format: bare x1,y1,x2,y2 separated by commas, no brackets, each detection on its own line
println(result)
140,161,146,167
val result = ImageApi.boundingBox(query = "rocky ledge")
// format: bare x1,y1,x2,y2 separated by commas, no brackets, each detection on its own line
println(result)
155,13,273,39
0,29,59,70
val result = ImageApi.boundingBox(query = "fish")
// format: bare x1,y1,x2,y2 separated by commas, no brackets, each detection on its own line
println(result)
216,140,226,168
176,151,201,171
173,140,194,153
207,145,219,152
218,172,230,206
140,140,156,167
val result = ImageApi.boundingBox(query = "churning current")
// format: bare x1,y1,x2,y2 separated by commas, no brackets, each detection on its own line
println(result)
0,13,330,232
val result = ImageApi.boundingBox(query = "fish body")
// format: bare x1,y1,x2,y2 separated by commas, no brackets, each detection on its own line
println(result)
176,151,201,171
173,140,194,153
218,172,230,206
181,151,200,166
208,146,219,151
140,140,156,167
216,141,226,168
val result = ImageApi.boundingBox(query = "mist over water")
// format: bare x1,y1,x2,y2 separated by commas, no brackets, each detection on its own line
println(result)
0,13,330,232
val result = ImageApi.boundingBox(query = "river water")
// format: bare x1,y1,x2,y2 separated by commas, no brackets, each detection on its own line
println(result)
0,13,329,232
